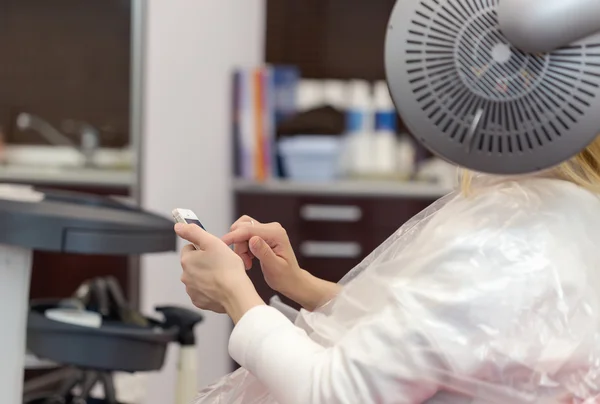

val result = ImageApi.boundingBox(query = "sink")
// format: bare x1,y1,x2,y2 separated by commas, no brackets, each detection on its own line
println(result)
2,145,133,170
0,146,135,187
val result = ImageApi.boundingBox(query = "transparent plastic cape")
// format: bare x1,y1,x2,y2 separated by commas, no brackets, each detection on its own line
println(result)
194,175,600,403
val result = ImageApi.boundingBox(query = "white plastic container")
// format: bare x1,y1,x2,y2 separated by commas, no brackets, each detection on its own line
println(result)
279,136,342,182
323,80,349,111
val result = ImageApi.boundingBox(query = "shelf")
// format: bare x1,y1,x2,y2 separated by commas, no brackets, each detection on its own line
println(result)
0,165,134,188
233,178,453,199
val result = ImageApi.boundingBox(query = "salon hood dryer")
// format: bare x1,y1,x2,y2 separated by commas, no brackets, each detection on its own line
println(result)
385,0,600,175
0,185,176,404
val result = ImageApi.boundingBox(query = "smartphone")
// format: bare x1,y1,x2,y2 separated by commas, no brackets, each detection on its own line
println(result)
172,208,205,229
172,208,205,250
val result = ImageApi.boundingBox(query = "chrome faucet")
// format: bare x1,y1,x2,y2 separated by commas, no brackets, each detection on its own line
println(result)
62,119,100,167
16,113,100,167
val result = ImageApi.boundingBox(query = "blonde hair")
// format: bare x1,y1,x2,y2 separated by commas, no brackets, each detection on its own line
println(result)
461,136,600,195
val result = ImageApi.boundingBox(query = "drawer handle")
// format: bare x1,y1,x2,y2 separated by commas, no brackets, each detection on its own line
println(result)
300,205,362,222
300,241,362,259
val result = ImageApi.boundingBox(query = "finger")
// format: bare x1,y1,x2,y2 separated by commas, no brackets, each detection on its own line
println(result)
249,236,278,265
232,233,255,257
222,224,279,246
234,244,253,269
240,253,253,270
233,238,249,255
175,223,214,250
230,215,260,231
233,241,254,269
242,247,255,261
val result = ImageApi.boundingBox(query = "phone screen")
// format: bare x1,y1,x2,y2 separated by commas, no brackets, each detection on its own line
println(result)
185,218,205,229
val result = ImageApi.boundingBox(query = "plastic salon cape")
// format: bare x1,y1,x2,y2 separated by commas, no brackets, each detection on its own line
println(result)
194,175,600,403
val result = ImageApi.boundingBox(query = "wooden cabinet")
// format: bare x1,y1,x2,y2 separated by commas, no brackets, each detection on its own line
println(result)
234,186,440,309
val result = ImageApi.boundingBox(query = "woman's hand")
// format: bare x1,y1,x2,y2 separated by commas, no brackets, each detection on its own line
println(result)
175,223,265,323
222,216,342,311
222,216,303,296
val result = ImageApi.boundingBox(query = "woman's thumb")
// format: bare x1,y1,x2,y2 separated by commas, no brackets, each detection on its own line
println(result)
249,236,276,263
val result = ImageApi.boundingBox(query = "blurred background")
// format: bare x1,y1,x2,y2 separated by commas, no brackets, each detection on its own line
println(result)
6,0,456,403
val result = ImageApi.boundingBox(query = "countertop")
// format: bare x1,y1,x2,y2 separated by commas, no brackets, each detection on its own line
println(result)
233,178,454,199
0,165,134,188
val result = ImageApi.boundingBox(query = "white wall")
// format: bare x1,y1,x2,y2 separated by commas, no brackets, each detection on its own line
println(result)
139,1,265,402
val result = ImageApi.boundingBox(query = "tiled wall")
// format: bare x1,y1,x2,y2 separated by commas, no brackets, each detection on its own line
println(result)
0,0,131,147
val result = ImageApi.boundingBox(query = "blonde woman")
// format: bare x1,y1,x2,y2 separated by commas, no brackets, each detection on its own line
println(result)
174,138,600,403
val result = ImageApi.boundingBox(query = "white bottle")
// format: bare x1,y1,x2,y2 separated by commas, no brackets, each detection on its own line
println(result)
373,81,398,177
343,80,374,177
346,79,373,133
296,80,326,112
176,346,198,404
323,80,349,111
397,133,417,180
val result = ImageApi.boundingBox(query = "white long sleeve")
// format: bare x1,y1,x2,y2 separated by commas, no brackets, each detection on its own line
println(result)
229,305,440,404
218,178,600,404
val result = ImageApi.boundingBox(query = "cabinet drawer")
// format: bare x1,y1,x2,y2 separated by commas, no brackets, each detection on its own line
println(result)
299,240,362,260
295,196,434,229
235,192,436,230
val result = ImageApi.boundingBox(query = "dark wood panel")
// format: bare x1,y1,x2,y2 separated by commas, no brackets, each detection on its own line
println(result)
0,0,131,147
266,0,327,78
266,0,396,80
320,0,397,80
369,198,434,227
30,252,129,300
